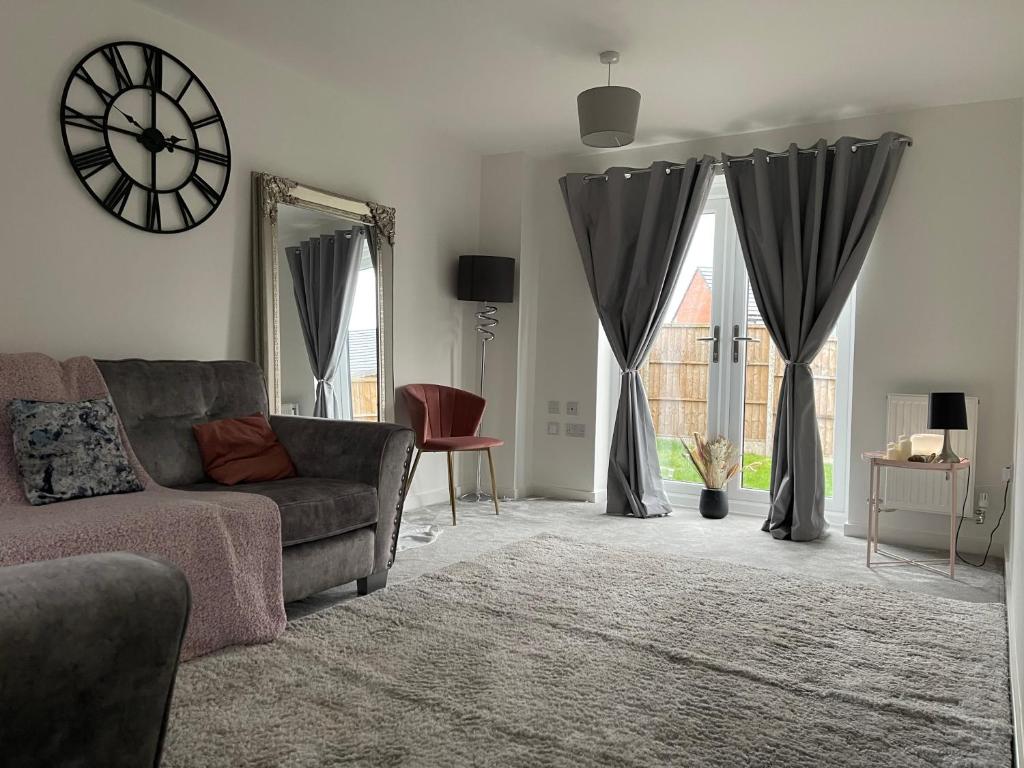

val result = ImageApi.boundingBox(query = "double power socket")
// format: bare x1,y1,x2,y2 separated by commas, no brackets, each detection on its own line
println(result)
974,465,1013,525
547,400,585,438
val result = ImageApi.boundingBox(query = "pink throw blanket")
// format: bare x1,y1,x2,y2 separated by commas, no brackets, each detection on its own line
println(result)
0,354,286,660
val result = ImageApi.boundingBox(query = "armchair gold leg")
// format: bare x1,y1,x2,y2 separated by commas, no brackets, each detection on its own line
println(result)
446,451,457,526
405,448,422,497
486,448,499,515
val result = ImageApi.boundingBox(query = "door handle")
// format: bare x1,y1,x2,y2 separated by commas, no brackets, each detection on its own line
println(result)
732,323,760,363
697,325,720,364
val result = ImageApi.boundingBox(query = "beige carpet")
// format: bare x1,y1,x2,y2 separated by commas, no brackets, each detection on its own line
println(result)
164,535,1012,767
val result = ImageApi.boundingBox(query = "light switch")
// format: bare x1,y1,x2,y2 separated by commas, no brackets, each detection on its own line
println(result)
566,423,586,438
547,400,560,415
547,421,560,435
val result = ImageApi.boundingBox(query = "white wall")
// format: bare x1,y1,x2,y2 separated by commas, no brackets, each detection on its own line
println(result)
527,155,607,499
458,153,526,499
1006,107,1024,768
0,0,481,504
524,100,1023,553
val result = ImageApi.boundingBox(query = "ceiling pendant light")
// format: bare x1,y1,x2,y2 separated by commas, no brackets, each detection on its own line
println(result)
577,51,641,148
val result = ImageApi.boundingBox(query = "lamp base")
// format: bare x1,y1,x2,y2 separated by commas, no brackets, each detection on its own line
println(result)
934,429,961,464
458,490,493,503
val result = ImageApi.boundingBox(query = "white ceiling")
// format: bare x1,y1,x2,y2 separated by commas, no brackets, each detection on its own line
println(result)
144,0,1024,155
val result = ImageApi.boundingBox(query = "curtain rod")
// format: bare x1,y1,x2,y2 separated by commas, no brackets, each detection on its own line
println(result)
581,136,912,182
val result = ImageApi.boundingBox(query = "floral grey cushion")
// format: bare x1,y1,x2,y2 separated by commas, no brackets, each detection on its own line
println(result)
8,396,144,506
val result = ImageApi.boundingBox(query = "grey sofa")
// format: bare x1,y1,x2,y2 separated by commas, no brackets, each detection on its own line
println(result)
98,359,414,602
0,552,189,767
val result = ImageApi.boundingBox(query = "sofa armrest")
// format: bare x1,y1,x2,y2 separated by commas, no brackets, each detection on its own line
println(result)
0,552,190,767
270,416,415,572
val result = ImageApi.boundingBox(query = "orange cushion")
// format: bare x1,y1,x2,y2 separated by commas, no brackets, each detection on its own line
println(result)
192,415,297,486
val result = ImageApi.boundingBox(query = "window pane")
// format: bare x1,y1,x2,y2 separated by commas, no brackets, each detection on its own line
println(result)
640,212,716,482
739,284,836,497
346,246,379,421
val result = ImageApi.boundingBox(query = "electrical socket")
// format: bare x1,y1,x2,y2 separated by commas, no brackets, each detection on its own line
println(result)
566,401,580,417
547,400,560,415
1003,465,1013,482
546,421,559,436
566,423,586,438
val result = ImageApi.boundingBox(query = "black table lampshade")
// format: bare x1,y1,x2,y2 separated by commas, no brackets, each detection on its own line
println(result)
928,391,967,463
928,392,967,430
457,255,515,303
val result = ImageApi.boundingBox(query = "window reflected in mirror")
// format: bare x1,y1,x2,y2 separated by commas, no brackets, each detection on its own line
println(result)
277,203,380,420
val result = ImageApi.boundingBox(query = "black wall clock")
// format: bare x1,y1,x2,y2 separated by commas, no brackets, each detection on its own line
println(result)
60,41,231,234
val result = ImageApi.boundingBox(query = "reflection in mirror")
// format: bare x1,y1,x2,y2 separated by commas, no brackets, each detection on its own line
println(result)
251,172,394,421
277,204,380,420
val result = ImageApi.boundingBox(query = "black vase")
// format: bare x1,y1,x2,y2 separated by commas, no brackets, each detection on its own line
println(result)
699,488,728,519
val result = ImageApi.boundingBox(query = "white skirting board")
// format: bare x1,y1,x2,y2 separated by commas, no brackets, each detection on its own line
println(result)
403,486,458,510
404,485,523,510
527,485,606,504
843,520,1001,557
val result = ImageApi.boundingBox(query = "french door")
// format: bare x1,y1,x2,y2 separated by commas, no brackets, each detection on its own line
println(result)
641,177,851,516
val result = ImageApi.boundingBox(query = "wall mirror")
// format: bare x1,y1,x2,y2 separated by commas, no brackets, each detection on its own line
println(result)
252,172,395,422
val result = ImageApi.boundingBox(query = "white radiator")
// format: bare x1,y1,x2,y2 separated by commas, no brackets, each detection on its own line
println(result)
883,393,978,515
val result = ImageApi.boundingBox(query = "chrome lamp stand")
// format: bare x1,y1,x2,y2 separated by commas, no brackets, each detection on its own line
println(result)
460,301,497,502
455,253,515,504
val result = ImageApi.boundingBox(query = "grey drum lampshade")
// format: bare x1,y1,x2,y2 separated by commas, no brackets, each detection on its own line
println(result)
577,85,641,148
457,255,515,303
928,392,968,430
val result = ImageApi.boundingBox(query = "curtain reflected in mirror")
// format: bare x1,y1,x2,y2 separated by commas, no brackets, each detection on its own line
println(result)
278,204,380,420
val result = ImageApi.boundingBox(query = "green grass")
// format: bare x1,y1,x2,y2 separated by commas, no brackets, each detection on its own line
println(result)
656,437,833,497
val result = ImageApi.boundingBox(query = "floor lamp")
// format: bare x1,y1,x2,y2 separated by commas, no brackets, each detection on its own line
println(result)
457,254,515,501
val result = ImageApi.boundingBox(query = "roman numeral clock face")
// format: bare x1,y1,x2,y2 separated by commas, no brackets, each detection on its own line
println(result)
60,41,230,233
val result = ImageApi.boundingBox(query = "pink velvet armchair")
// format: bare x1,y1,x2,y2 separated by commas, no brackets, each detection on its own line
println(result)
399,383,503,525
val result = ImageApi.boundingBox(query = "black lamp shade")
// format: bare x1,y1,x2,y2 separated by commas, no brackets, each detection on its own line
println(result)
928,392,967,430
457,255,515,303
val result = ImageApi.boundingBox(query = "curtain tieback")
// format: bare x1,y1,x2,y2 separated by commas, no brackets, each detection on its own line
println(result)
783,361,813,369
620,368,640,376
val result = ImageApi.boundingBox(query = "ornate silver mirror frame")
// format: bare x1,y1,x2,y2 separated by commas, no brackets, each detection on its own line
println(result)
251,171,396,421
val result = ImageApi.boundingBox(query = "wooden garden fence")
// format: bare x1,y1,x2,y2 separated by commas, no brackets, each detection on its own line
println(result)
640,323,836,459
351,375,379,422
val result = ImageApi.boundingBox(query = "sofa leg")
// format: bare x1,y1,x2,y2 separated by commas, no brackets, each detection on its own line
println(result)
357,571,388,595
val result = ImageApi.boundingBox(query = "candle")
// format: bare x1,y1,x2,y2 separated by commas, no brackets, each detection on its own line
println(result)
911,433,944,456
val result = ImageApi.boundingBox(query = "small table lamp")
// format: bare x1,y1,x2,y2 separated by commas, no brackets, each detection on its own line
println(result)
928,392,967,463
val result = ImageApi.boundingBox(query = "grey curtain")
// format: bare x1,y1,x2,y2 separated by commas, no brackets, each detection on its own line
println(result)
560,157,717,518
723,132,908,540
286,226,366,418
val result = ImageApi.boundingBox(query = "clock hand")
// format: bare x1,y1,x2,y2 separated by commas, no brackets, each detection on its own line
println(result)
164,136,196,155
104,123,144,140
150,76,157,130
110,104,143,130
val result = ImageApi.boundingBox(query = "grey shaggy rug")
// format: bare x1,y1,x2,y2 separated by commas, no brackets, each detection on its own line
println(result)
164,535,1012,767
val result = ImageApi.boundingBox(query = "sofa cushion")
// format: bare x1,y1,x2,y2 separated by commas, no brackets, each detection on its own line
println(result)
192,415,296,486
8,396,144,505
175,477,378,548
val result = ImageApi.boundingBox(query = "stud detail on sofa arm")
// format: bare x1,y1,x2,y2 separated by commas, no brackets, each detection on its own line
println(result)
357,571,389,595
